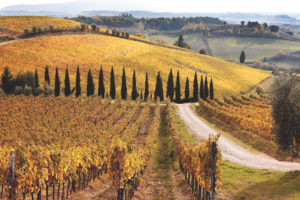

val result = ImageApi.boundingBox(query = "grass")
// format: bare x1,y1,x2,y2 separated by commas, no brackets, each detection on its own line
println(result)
0,16,80,34
0,34,270,97
208,37,300,62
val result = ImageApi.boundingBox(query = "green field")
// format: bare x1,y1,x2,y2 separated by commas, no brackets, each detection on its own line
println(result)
208,37,300,62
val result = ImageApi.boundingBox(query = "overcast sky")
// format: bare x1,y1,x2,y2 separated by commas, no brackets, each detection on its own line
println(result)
0,0,299,13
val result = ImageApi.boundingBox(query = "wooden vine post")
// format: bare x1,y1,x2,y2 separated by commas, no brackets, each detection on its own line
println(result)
8,152,15,200
209,142,217,200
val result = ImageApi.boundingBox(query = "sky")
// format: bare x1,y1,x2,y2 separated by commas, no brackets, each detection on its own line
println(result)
0,0,300,13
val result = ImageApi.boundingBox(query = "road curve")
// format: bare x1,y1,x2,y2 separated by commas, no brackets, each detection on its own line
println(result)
177,103,300,172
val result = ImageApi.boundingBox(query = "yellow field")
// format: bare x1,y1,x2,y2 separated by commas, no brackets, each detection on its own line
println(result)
0,34,270,97
0,16,80,34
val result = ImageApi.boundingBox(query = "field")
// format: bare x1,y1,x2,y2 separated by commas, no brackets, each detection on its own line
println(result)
0,16,80,34
0,34,270,97
208,37,300,62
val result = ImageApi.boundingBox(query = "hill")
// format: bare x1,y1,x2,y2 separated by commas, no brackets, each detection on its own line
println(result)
0,16,80,34
0,34,270,97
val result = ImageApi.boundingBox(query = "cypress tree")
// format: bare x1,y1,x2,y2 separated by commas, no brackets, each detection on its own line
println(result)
175,70,181,102
87,69,94,97
160,75,164,101
193,72,198,101
204,76,209,100
144,73,149,100
131,70,138,100
64,68,71,96
75,66,81,97
200,75,204,100
121,68,127,99
98,66,105,98
140,89,143,100
45,65,50,85
54,67,60,97
240,50,246,64
1,67,14,94
155,72,163,101
185,77,189,101
110,67,116,99
166,69,174,101
210,78,214,100
34,69,39,88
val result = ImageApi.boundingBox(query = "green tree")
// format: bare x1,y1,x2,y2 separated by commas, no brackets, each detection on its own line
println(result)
193,72,198,101
200,75,204,100
131,70,138,100
210,78,214,100
64,68,71,96
204,76,209,100
54,68,60,97
87,69,94,97
175,70,181,102
121,68,127,99
185,77,189,101
34,69,39,88
75,66,81,97
110,67,116,99
178,35,184,47
144,72,149,100
44,65,50,85
98,66,105,98
154,72,163,101
166,69,174,101
240,50,246,64
199,49,206,55
1,67,14,94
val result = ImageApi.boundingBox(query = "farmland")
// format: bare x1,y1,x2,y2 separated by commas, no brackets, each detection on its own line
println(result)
0,34,270,97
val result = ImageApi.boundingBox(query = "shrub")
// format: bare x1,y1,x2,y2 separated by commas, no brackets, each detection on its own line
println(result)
49,25,54,32
24,28,29,35
14,86,24,95
91,24,97,31
199,48,207,54
38,27,42,33
256,85,266,94
106,29,109,34
44,27,48,32
33,87,43,96
24,85,32,96
14,71,35,88
32,26,37,33
136,33,145,38
125,33,130,39
80,24,86,31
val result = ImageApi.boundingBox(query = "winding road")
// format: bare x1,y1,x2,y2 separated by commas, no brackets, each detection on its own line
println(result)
177,103,300,172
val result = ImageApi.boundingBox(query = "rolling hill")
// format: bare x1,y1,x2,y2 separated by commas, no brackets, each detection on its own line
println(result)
0,34,270,97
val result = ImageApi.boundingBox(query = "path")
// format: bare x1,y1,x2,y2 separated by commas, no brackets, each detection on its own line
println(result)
177,103,300,172
199,32,213,56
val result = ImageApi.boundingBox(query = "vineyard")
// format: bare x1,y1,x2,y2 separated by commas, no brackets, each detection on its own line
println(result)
0,96,160,199
197,94,273,140
0,16,80,34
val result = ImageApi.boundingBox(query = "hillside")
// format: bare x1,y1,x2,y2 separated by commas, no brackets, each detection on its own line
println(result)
0,34,270,97
0,16,80,34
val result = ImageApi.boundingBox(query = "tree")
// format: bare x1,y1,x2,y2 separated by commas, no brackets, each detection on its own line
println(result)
193,72,198,101
166,69,174,101
140,89,143,100
34,69,39,88
178,35,184,47
175,70,181,102
121,68,127,100
185,77,189,101
240,51,246,64
98,66,105,98
131,70,138,100
64,68,71,96
174,34,191,49
272,73,300,151
144,72,149,100
1,67,14,94
200,75,204,100
199,49,206,55
204,76,209,100
210,78,214,100
54,68,60,97
154,72,163,101
87,69,94,97
45,65,50,85
75,66,81,97
110,67,116,99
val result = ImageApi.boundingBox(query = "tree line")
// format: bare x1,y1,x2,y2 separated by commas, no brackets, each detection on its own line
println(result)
1,66,214,102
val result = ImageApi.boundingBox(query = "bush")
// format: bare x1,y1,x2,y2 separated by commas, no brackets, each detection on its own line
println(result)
136,33,145,38
24,28,29,35
91,24,97,31
49,25,54,32
32,26,37,33
256,85,266,94
14,86,24,95
125,33,130,39
24,85,32,96
199,48,207,54
38,27,42,33
80,24,86,31
33,87,43,96
14,71,35,88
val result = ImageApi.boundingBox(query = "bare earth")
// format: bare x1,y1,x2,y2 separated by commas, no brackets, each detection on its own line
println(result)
177,103,300,172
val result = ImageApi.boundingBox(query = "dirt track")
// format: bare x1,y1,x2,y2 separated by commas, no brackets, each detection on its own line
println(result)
177,103,300,172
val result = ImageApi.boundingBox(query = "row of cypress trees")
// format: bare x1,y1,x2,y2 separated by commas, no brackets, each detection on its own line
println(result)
166,69,214,102
42,66,214,101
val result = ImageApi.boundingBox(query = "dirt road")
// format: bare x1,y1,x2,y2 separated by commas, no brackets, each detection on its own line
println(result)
177,103,300,172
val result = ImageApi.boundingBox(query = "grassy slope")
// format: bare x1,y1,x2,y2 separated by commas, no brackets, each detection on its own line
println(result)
174,106,300,200
208,37,300,62
0,16,80,34
0,34,269,97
